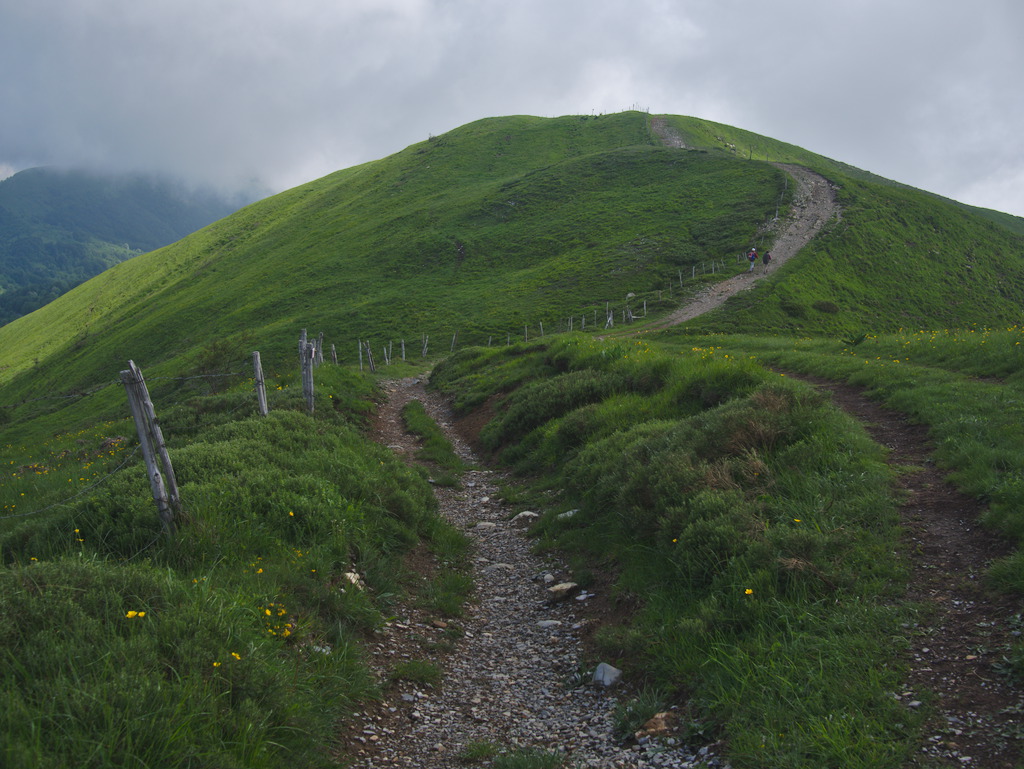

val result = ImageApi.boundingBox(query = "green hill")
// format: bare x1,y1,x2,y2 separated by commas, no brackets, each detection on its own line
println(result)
3,111,1023,432
0,167,252,324
4,111,1024,769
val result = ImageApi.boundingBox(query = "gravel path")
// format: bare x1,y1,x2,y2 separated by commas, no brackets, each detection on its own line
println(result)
344,378,724,769
647,119,840,329
646,163,839,328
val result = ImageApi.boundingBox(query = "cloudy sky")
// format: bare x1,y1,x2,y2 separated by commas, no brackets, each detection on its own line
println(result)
2,0,1022,217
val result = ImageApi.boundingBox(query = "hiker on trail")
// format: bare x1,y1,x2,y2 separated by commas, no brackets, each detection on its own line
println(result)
747,248,757,273
762,251,772,273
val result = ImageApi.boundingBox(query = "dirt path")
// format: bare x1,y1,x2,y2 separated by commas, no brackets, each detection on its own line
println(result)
647,119,840,328
793,375,1023,768
345,378,717,768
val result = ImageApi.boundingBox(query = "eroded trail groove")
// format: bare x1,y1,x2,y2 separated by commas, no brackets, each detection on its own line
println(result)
800,376,1023,768
347,378,719,769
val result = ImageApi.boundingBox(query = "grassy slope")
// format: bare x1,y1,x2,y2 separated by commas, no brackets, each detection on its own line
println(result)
654,115,1024,337
0,112,785,416
4,112,1024,768
0,168,248,324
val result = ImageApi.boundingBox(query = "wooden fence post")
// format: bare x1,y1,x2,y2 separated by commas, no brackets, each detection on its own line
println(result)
331,344,338,365
365,341,377,373
253,351,268,417
450,331,458,352
120,360,179,533
359,341,364,371
301,342,315,412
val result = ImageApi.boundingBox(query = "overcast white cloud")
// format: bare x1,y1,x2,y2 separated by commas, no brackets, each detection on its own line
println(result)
1,0,1022,217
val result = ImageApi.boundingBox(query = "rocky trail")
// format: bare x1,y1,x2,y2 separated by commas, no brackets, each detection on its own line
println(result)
795,376,1023,768
346,373,1023,768
344,377,722,768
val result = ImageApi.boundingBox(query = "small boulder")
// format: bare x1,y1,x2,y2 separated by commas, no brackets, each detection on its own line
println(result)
592,662,622,687
547,582,580,602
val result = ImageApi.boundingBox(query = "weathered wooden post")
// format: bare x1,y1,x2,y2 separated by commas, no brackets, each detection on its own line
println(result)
253,351,268,417
331,344,338,365
539,321,544,337
450,331,458,352
422,334,429,358
301,342,316,412
120,360,179,533
365,341,377,373
358,341,364,371
401,340,406,361
316,333,325,366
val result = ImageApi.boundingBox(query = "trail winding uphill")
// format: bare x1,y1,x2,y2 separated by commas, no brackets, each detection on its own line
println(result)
343,127,1023,767
650,163,839,327
648,118,840,328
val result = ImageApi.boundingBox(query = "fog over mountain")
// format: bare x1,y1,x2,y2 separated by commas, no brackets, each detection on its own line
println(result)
1,0,1022,217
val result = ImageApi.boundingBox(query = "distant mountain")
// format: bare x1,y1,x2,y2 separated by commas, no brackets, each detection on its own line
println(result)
0,168,255,324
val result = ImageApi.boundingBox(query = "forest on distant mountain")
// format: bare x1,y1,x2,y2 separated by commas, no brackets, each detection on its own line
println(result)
0,167,251,324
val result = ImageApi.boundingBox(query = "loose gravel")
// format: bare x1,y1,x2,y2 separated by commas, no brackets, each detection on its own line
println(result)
345,377,725,769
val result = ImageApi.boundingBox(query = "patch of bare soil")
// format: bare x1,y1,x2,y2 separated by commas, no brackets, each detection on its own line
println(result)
792,374,1024,768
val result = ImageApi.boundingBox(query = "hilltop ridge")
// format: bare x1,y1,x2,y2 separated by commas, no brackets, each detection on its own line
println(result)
1,111,1023,429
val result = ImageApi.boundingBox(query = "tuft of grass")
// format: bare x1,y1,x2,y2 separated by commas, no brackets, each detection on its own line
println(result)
389,659,442,687
457,740,501,763
612,686,671,740
402,399,467,475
